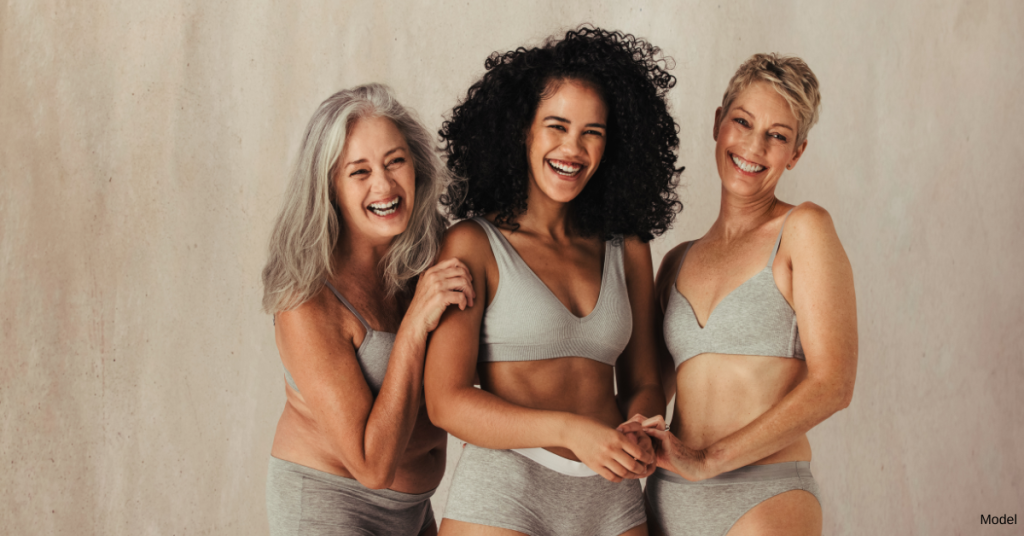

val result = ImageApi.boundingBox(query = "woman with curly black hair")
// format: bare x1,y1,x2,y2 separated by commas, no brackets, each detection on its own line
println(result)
423,27,683,535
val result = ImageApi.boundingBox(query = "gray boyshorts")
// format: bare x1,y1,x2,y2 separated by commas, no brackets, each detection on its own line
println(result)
645,462,820,536
442,444,646,536
266,456,435,536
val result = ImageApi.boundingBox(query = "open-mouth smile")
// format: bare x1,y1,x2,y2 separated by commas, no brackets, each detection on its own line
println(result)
367,197,401,216
730,153,765,174
548,159,583,177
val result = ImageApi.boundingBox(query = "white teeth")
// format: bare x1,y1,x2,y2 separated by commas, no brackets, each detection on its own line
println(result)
731,154,764,173
549,160,582,176
368,198,400,215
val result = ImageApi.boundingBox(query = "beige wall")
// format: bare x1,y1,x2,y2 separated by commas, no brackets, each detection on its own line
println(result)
2,1,1021,534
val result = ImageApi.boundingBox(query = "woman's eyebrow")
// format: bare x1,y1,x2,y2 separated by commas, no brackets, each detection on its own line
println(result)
543,115,606,129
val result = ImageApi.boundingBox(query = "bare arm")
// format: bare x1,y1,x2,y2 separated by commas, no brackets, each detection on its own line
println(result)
277,258,474,489
616,238,667,421
423,222,651,482
646,203,858,479
651,242,690,403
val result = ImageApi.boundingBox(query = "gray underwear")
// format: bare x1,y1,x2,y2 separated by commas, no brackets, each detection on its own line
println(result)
442,444,646,536
266,456,435,536
645,462,820,536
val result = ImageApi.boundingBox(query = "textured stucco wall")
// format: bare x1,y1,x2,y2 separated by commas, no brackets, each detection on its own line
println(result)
1,1,1021,534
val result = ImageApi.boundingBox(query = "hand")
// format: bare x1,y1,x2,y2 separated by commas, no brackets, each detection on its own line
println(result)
641,419,713,482
617,414,659,479
566,417,654,483
406,258,476,334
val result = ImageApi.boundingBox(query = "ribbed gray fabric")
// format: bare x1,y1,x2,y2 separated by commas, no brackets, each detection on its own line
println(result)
442,444,646,536
471,217,631,365
645,462,820,536
266,456,435,536
284,281,396,395
664,209,804,368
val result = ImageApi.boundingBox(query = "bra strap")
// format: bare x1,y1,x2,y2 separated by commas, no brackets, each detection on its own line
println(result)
324,281,372,332
471,217,517,270
768,208,796,268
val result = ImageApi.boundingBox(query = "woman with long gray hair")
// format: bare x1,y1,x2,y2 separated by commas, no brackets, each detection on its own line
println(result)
261,84,474,535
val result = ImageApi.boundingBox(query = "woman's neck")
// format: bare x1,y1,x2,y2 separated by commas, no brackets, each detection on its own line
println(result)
513,183,574,242
332,232,390,283
711,187,780,242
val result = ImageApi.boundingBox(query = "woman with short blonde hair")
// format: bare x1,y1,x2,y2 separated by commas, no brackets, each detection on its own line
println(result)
643,54,856,536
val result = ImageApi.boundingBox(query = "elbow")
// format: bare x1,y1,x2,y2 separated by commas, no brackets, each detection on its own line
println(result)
424,384,458,433
838,385,854,411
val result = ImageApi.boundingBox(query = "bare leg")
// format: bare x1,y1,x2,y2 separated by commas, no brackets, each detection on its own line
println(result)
725,490,821,536
437,518,528,536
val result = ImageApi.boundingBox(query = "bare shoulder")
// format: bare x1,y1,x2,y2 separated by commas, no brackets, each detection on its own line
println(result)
274,286,356,355
785,202,840,243
440,219,491,258
782,202,851,270
652,240,692,305
655,240,691,284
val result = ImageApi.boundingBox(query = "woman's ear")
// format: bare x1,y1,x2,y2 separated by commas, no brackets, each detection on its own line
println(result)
787,139,809,170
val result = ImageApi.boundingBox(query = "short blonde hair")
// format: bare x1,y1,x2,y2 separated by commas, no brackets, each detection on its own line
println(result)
720,53,821,146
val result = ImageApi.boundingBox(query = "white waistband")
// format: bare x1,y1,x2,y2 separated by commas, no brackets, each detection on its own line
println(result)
511,448,598,477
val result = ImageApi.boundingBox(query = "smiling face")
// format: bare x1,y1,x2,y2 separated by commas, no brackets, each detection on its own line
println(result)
334,115,416,245
713,82,807,198
524,79,608,205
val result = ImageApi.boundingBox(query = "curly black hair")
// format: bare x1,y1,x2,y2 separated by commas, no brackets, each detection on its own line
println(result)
440,26,683,241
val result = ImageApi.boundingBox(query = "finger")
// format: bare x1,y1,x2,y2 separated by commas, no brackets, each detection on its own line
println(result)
619,433,652,462
446,275,476,306
617,421,644,434
597,467,623,483
628,413,648,424
641,415,666,430
612,451,644,475
634,435,655,464
446,291,468,311
604,458,632,479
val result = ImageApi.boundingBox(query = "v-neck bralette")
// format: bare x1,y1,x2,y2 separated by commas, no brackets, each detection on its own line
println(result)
472,217,631,366
664,209,804,368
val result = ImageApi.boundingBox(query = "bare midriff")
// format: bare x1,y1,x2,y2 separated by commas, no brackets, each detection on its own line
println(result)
479,356,623,462
672,352,811,465
270,386,447,494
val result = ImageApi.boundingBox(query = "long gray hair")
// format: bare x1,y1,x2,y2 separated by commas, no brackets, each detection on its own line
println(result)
261,84,448,314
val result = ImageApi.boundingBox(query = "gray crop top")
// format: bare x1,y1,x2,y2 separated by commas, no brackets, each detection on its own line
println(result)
472,217,632,366
664,209,804,368
284,281,396,396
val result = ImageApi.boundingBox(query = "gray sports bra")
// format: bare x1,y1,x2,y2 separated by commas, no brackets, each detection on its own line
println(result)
472,217,632,366
284,281,397,396
664,209,804,368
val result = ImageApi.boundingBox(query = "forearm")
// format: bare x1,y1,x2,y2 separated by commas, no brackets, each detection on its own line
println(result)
429,384,576,451
619,382,666,423
704,376,849,475
348,324,428,486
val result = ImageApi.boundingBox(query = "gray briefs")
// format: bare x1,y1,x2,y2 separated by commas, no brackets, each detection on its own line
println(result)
266,456,435,536
645,462,820,536
442,444,646,536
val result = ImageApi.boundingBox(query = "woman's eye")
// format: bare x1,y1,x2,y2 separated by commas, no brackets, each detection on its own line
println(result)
584,129,604,137
734,118,749,127
386,157,406,167
770,133,788,143
349,168,369,178
547,124,567,132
